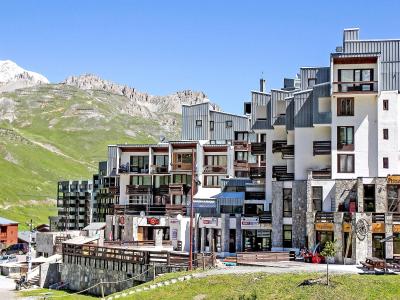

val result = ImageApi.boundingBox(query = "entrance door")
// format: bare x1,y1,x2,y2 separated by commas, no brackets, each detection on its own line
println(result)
229,229,236,253
372,234,385,259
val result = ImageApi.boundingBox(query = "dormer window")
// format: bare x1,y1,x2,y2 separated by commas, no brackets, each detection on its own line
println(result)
226,120,233,128
196,120,202,127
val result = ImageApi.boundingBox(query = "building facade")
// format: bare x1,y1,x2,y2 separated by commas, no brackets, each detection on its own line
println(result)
55,28,400,262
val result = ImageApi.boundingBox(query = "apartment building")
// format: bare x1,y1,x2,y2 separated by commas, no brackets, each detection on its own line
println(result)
55,28,400,262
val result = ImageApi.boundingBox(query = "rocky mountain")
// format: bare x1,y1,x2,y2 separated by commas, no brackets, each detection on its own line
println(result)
0,60,49,92
0,61,212,228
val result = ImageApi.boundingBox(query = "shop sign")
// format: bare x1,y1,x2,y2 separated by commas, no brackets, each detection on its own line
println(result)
343,223,352,233
387,175,400,184
147,217,160,226
256,230,270,238
393,224,400,233
200,217,218,227
315,223,334,231
372,223,385,233
241,217,259,229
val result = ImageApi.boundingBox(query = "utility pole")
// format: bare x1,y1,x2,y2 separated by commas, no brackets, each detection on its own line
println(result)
188,148,195,270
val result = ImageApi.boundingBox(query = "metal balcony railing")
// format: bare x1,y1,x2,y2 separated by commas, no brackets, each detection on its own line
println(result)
313,141,331,155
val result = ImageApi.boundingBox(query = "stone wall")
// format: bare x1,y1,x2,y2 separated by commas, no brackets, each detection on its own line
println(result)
39,262,61,288
335,179,357,211
292,181,307,248
271,181,283,248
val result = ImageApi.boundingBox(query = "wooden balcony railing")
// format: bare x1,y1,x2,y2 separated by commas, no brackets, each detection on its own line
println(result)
313,141,331,155
203,165,227,174
165,204,186,215
108,186,120,195
126,185,152,195
234,160,249,169
153,185,170,195
311,169,331,179
249,167,266,179
272,140,287,153
372,213,385,223
151,165,169,173
281,145,294,159
233,141,249,150
272,166,294,181
169,183,186,195
250,142,266,155
171,162,192,171
333,81,378,93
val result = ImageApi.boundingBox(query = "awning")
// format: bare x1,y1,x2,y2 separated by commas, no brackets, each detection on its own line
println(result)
215,191,245,206
194,187,220,200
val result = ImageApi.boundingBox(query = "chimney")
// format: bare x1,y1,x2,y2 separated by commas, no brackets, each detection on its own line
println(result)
260,78,266,93
343,28,359,42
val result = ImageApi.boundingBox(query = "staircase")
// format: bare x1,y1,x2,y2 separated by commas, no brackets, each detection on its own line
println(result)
27,273,40,286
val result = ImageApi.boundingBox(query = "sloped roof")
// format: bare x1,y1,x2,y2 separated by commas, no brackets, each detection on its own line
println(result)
0,217,18,225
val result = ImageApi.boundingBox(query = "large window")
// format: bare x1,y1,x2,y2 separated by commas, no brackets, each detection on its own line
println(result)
387,185,400,212
337,98,354,116
172,174,192,184
154,175,170,188
364,184,375,212
129,175,151,186
337,126,354,150
153,155,168,167
174,153,193,164
235,132,248,141
312,187,323,212
338,154,355,173
383,129,389,140
235,151,248,161
283,188,292,217
244,204,264,216
283,225,292,248
204,175,224,187
205,155,227,166
130,156,149,173
338,69,374,92
220,205,243,214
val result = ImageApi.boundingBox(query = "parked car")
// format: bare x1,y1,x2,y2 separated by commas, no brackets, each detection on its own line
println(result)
1,243,29,255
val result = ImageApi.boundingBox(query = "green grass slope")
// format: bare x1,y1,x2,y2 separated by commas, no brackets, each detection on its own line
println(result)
0,84,182,229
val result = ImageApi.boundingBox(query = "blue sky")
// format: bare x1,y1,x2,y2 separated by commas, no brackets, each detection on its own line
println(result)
1,0,400,113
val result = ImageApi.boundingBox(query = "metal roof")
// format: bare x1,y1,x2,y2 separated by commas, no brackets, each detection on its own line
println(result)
83,222,106,231
63,236,99,245
0,217,18,225
251,119,268,130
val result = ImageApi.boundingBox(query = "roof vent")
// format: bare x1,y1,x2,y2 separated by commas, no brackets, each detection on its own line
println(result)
336,46,343,52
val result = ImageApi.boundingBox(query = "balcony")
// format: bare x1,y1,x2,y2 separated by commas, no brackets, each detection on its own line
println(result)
169,183,190,195
273,114,286,126
203,165,227,174
153,185,170,195
311,168,331,180
259,212,272,223
280,145,294,159
118,164,149,174
333,81,378,94
233,141,249,151
165,204,186,215
171,162,192,171
108,186,120,195
113,204,144,215
249,167,266,179
234,160,249,169
250,142,266,155
315,212,334,223
126,185,152,195
272,166,294,181
313,141,331,156
393,213,400,223
151,165,169,174
245,191,265,200
372,213,385,223
272,140,287,153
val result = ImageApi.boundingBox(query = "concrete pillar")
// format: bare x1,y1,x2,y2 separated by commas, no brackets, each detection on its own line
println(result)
154,228,163,247
220,214,230,255
306,212,316,250
235,214,242,252
334,212,344,264
200,227,206,252
385,214,393,259
123,216,134,241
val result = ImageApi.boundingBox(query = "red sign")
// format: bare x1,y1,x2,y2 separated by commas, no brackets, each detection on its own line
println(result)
147,217,160,225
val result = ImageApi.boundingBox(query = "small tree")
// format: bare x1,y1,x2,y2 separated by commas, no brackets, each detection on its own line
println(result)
320,240,337,286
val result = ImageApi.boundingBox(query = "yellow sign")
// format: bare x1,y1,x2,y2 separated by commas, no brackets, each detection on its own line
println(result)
387,175,400,184
372,223,385,233
343,223,352,232
315,223,334,231
393,224,400,233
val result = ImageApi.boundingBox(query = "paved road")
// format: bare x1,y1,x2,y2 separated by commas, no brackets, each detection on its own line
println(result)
196,261,363,278
0,275,17,300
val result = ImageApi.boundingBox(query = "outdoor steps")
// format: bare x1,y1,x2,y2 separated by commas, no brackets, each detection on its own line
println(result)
106,274,195,300
27,274,40,286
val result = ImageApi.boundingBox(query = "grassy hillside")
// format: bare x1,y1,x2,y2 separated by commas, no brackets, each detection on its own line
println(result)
0,84,182,229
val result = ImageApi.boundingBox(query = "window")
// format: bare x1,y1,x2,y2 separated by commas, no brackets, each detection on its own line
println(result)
283,225,292,248
283,188,292,217
204,175,224,187
235,131,248,141
260,134,266,142
154,175,170,188
153,155,168,167
244,203,264,216
338,154,354,173
235,151,248,161
308,78,316,88
337,98,354,116
337,126,354,150
210,121,214,131
383,129,389,140
220,205,243,214
129,175,151,186
383,157,389,169
205,155,227,166
175,153,192,164
130,156,149,173
312,187,323,212
383,100,389,111
226,120,233,128
196,120,202,127
338,69,374,92
364,185,375,212
387,185,400,212
172,174,192,184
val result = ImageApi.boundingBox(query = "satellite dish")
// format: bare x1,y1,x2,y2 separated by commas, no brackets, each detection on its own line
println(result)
160,135,166,143
140,211,146,218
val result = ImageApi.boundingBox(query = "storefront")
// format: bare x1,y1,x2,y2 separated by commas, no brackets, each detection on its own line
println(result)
241,217,271,251
315,223,334,252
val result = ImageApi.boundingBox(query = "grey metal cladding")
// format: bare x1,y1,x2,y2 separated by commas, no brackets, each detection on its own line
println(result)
343,39,400,91
312,83,331,125
285,97,294,131
300,67,330,90
251,91,272,129
271,90,294,126
293,90,313,128
210,111,249,141
343,28,359,42
181,103,209,140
